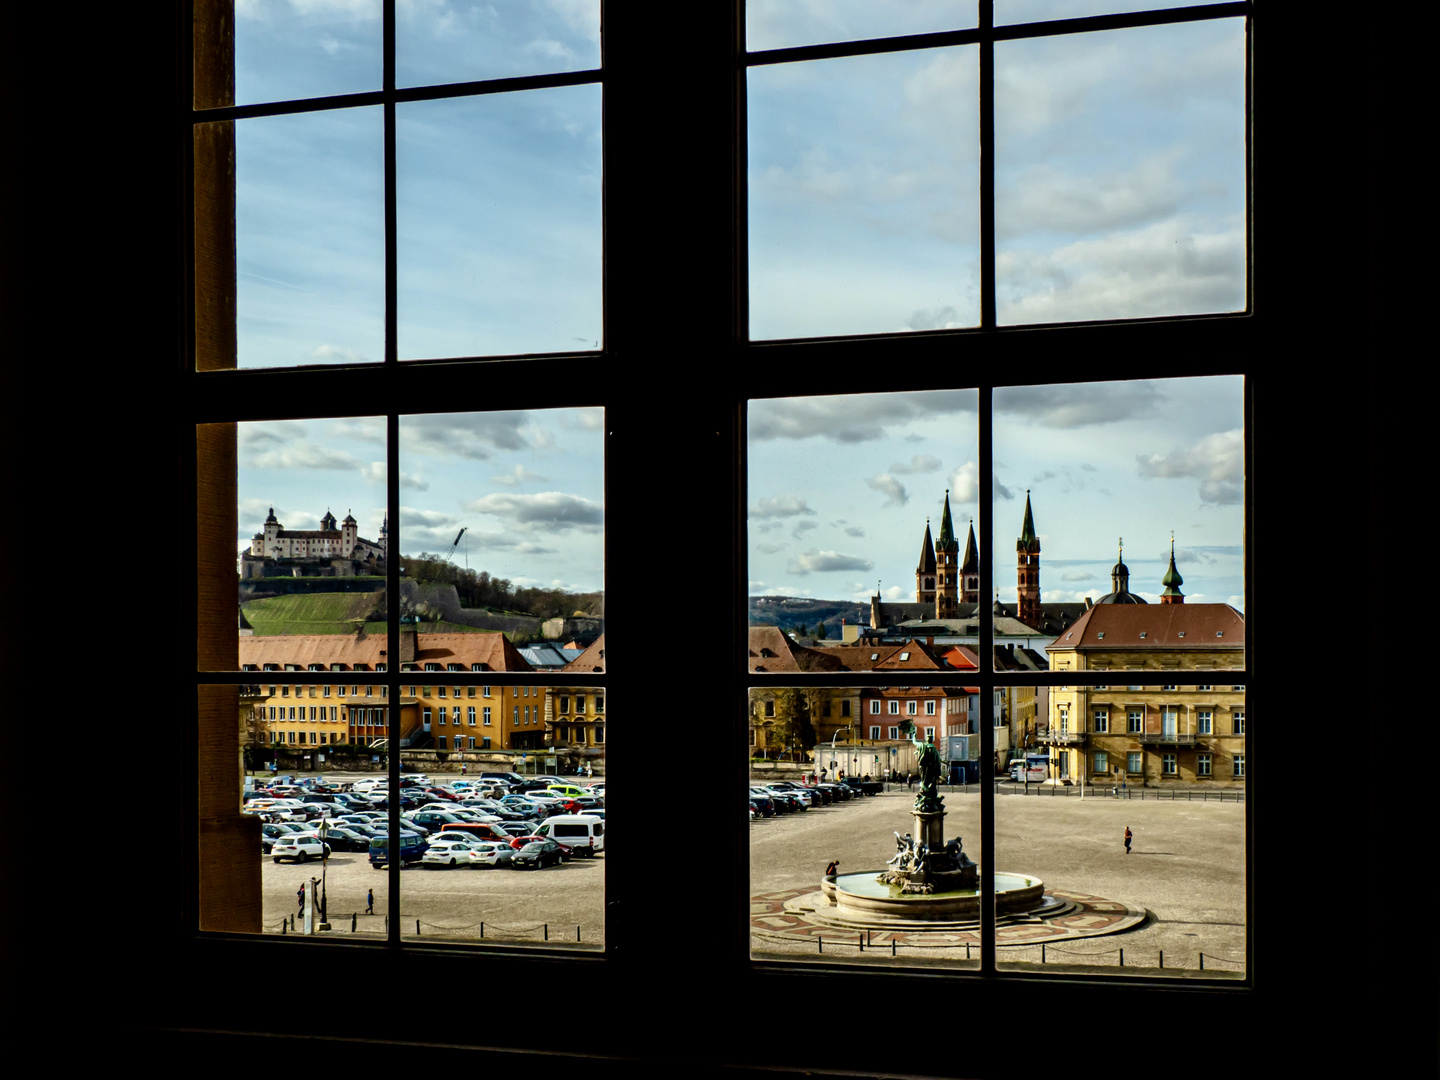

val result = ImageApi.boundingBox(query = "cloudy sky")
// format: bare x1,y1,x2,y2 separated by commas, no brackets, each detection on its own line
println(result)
223,2,1245,364
748,375,1245,611
234,408,605,592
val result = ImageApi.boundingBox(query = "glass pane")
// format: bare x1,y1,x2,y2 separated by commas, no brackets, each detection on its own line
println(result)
397,0,601,87
208,108,385,370
995,685,1246,978
990,375,1245,668
397,87,603,360
996,20,1246,324
749,47,981,341
198,0,383,110
227,416,389,667
395,407,605,947
998,0,1215,26
748,685,980,969
748,389,979,624
748,0,975,52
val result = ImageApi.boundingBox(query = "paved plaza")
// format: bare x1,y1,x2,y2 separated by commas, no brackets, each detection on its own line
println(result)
258,780,1245,977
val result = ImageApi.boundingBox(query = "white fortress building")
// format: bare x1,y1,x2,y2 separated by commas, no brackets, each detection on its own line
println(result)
241,507,387,579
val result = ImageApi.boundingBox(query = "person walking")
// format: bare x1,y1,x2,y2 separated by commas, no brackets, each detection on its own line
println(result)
366,888,374,915
1124,826,1133,854
297,886,306,915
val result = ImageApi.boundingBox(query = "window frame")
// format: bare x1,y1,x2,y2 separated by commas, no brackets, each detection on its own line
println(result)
51,0,1385,1074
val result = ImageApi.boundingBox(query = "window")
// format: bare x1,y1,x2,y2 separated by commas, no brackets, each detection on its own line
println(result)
157,0,1319,1065
1163,753,1178,775
1234,710,1246,735
1198,710,1213,735
483,708,491,726
889,701,899,716
1198,753,1212,777
467,707,476,726
1093,708,1108,733
870,701,881,715
888,727,900,740
1127,752,1143,774
925,700,936,716
1093,751,1108,774
907,701,917,716
1233,755,1246,778
870,726,882,740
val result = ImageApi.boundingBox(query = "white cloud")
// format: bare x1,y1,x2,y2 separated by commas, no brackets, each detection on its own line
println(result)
1137,429,1244,505
865,474,908,507
466,491,604,532
751,495,818,519
787,550,875,575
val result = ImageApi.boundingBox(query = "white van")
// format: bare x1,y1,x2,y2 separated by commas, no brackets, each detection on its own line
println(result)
535,814,605,856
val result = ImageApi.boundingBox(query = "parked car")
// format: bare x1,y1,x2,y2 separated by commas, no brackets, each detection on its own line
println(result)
271,836,330,863
510,840,570,870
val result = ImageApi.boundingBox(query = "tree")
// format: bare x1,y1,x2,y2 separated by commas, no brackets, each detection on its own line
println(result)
770,687,816,762
814,619,827,640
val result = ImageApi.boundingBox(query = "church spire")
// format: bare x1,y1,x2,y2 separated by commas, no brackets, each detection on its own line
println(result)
960,518,980,604
1016,490,1041,629
1160,532,1185,604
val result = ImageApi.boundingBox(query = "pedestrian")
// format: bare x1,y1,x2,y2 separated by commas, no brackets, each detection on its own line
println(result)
461,763,467,776
825,860,839,879
366,888,374,915
1124,826,1133,854
907,772,914,791
297,886,305,914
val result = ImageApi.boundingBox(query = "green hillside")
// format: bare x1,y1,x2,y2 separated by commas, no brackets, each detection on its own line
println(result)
241,592,379,635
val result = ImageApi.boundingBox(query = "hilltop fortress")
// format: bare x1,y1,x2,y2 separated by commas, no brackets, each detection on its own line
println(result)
240,507,387,579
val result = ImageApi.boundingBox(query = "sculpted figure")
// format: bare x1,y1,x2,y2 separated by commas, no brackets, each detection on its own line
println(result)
911,734,944,812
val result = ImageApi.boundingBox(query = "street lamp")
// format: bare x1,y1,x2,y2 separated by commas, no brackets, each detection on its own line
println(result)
828,724,851,782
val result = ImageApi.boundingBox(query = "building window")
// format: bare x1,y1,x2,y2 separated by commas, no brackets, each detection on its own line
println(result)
1198,753,1212,777
1233,755,1246,778
1162,753,1177,775
1128,710,1143,734
1127,752,1142,774
1198,710,1213,735
467,707,476,726
1234,710,1246,735
483,707,491,726
870,701,881,715
889,701,899,716
907,701,917,716
888,727,900,740
870,726,882,740
925,700,936,716
1093,751,1108,774
1093,708,1108,733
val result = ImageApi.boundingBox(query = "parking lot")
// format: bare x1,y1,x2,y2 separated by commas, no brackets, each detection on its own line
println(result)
264,780,1245,974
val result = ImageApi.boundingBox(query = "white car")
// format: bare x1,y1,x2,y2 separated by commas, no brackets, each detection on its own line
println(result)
468,842,514,868
271,836,330,863
421,841,485,868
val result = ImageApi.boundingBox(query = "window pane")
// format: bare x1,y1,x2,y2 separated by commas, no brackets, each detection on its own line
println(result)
991,375,1244,668
748,685,980,969
996,20,1246,324
996,685,1246,977
225,417,389,668
397,87,603,360
397,0,601,87
747,0,975,52
748,47,981,341
998,0,1216,26
748,390,979,624
196,0,383,110
205,108,385,370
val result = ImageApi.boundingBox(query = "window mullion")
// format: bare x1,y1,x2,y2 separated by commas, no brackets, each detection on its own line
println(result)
980,0,996,331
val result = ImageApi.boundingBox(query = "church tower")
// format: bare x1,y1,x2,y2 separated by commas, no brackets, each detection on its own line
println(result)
960,519,980,605
1016,490,1041,629
915,519,937,605
935,491,960,618
1160,533,1185,604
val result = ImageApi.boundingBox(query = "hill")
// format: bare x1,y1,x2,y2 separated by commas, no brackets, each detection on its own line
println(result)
749,595,869,635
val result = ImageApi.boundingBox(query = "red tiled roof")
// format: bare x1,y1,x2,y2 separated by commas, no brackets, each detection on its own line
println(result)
1046,603,1244,652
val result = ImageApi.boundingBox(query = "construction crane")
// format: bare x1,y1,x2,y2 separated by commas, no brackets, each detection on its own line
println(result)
449,526,468,568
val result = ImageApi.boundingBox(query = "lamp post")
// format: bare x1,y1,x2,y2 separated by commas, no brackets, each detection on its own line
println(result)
828,724,850,782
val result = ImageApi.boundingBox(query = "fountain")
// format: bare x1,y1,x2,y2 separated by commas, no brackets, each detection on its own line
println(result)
816,735,1056,927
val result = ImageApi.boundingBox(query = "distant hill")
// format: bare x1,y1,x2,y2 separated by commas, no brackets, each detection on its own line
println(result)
748,595,869,634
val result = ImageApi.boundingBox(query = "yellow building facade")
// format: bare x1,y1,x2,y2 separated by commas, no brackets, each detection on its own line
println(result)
1043,603,1245,786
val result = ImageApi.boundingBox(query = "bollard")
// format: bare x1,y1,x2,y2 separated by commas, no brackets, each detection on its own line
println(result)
892,940,896,957
1200,953,1205,971
282,918,287,935
352,913,357,932
966,942,971,960
416,920,421,935
577,926,582,942
1041,943,1046,964
544,924,549,942
859,933,864,952
1159,951,1164,969
818,935,823,954
1120,948,1124,967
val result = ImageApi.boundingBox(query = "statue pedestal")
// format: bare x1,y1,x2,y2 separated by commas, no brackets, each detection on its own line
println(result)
912,808,945,851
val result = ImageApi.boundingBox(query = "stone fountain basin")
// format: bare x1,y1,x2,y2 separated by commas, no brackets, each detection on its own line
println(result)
823,871,1045,922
